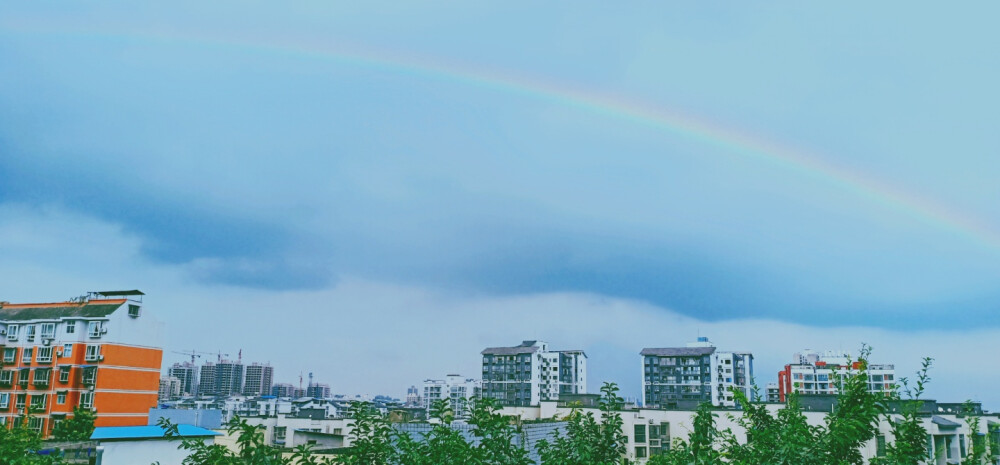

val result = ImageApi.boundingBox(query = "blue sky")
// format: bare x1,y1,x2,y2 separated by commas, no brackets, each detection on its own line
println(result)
2,2,1000,403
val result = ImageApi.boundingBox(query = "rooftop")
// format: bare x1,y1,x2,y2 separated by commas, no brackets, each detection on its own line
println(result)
640,347,717,357
0,299,126,321
482,340,543,355
90,424,220,441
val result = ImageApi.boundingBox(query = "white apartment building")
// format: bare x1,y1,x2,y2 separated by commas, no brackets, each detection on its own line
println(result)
777,350,895,402
481,341,587,407
641,337,753,408
422,375,480,418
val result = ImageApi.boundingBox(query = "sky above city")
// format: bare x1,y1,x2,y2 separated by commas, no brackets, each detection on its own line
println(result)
2,2,1000,405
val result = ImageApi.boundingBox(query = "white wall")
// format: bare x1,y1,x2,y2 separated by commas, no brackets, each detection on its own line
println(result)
100,438,213,465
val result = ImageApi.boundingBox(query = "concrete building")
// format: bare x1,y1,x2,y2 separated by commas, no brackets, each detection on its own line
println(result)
481,340,587,407
159,377,182,401
243,363,274,396
90,424,220,465
422,374,480,418
271,383,296,397
0,290,163,437
765,383,780,403
776,350,895,402
167,362,198,396
499,398,998,464
306,383,331,399
199,360,243,396
405,385,421,407
641,337,754,408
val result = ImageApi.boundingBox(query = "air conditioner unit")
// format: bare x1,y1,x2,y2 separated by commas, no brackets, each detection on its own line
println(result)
98,355,105,362
56,350,62,356
42,339,51,346
101,328,108,334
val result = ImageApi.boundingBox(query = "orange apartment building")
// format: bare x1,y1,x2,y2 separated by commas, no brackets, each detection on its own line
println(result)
0,290,163,437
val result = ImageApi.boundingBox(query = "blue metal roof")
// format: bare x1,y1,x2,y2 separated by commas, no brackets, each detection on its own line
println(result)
90,424,221,440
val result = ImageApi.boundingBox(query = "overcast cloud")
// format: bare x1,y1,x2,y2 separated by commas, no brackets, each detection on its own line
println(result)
2,2,999,404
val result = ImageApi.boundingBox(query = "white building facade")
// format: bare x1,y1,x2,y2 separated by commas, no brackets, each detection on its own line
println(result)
423,374,480,418
481,341,587,407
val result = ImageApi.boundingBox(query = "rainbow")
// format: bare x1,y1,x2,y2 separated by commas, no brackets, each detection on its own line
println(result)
6,23,1000,253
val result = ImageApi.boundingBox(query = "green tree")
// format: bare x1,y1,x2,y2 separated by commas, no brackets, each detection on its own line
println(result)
335,402,397,465
395,399,475,465
961,399,991,465
51,407,97,441
0,413,65,465
537,382,630,465
648,402,723,465
870,358,932,465
468,397,534,465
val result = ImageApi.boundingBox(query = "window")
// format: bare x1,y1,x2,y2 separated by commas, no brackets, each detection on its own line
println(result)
40,323,55,339
28,416,42,433
79,392,94,409
29,394,46,410
63,344,73,358
0,370,12,385
65,321,76,334
960,434,967,457
634,424,647,443
57,392,67,405
877,435,886,457
88,321,102,338
26,325,36,342
0,392,8,409
82,366,97,385
635,447,648,459
22,348,33,364
59,366,70,383
7,324,18,341
85,345,102,361
15,394,26,410
18,368,30,386
37,347,53,363
2,348,15,363
128,304,141,318
33,368,50,386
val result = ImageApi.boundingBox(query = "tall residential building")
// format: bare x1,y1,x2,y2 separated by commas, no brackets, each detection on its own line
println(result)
244,363,274,396
167,362,198,396
776,350,895,402
641,337,754,409
306,383,331,399
480,340,587,407
159,377,182,401
422,375,480,418
199,363,217,396
405,385,421,407
271,383,296,397
0,290,163,437
199,360,244,396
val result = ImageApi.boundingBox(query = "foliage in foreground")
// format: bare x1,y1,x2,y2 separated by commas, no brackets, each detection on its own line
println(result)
51,407,97,441
155,346,994,465
0,414,64,465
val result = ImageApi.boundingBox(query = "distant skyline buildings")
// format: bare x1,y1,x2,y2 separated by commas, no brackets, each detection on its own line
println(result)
167,362,198,396
244,363,274,396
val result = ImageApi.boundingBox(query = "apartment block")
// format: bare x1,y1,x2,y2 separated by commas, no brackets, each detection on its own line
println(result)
199,360,244,396
423,374,480,418
481,340,587,407
244,363,274,396
167,362,198,396
776,350,895,402
271,383,296,397
159,377,182,401
641,337,754,409
0,290,163,437
306,383,331,399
